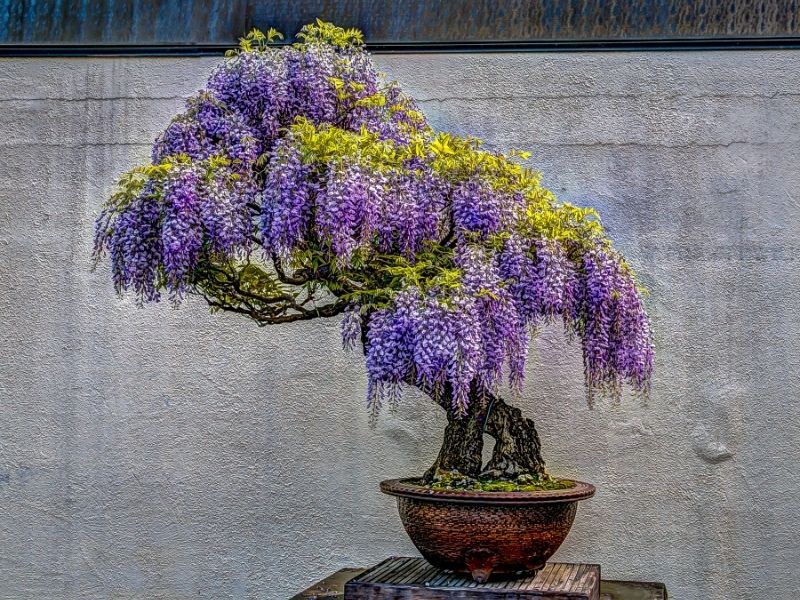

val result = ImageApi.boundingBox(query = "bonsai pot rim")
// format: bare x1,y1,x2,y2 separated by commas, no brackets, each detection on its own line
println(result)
380,478,596,506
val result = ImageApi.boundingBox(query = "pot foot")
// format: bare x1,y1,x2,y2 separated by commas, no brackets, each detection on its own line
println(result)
465,548,497,583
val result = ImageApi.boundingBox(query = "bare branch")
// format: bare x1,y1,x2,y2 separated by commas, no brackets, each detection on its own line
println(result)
268,299,348,323
439,210,456,248
200,292,348,326
194,256,349,327
202,262,295,305
271,252,310,285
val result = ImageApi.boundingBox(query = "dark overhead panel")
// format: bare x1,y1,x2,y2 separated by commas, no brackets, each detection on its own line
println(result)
1,0,799,55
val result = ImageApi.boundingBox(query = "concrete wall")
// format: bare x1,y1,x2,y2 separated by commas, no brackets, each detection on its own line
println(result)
1,50,799,600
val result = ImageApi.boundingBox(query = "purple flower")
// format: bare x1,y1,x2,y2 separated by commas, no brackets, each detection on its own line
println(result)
316,160,386,265
452,181,524,239
208,50,287,145
153,95,260,168
577,248,654,402
95,27,654,418
161,167,204,296
341,305,362,350
198,174,253,255
259,139,316,256
283,46,338,125
452,179,502,237
99,185,163,304
152,119,211,163
514,239,578,324
365,289,419,407
375,168,449,257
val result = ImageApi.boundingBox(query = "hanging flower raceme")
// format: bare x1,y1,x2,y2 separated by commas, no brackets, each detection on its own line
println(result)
93,22,653,420
153,94,261,170
161,167,204,294
452,179,525,240
94,182,163,305
514,239,579,324
207,49,288,144
340,305,363,351
198,175,254,255
315,159,385,265
283,46,338,125
365,290,418,409
452,179,503,237
579,249,654,401
376,167,449,258
259,139,316,256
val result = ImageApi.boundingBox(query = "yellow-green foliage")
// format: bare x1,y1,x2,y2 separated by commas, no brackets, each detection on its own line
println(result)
227,20,364,57
100,20,640,311
225,27,284,57
288,117,611,257
104,153,238,214
296,19,364,48
290,118,405,169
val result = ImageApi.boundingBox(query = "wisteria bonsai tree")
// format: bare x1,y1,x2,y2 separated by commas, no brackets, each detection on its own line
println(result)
93,22,653,489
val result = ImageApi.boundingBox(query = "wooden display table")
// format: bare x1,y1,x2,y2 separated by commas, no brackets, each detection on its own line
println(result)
291,558,667,600
347,558,599,599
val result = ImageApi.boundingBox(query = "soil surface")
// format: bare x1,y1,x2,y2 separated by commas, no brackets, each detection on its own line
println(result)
417,471,577,492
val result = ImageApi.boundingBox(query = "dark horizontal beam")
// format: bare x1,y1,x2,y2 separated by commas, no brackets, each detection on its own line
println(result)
1,0,799,55
3,36,800,57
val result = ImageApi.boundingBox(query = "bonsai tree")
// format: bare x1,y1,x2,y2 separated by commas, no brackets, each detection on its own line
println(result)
93,22,653,488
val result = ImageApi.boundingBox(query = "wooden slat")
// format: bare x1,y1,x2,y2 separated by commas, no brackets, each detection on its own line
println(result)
574,566,600,600
360,558,404,583
514,574,533,591
562,564,582,595
545,564,567,591
539,564,560,591
291,568,367,600
398,561,432,585
424,570,451,588
385,557,419,583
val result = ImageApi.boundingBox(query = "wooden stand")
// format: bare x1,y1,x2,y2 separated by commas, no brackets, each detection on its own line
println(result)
344,557,600,600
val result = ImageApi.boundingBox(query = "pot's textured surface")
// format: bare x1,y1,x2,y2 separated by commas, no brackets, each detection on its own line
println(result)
380,479,595,582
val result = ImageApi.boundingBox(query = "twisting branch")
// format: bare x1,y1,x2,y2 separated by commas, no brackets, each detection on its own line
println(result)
202,262,296,305
271,252,311,285
439,208,457,248
193,257,348,326
200,292,348,325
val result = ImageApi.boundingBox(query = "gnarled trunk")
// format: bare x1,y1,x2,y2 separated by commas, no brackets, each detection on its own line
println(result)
422,391,488,481
421,386,547,484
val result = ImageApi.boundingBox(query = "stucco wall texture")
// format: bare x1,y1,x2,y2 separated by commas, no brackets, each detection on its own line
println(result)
1,50,799,600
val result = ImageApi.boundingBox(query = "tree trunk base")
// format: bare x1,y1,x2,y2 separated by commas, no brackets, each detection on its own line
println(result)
421,390,547,485
482,397,546,480
422,393,487,483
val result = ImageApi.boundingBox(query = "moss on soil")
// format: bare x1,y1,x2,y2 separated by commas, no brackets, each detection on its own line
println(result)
422,471,576,492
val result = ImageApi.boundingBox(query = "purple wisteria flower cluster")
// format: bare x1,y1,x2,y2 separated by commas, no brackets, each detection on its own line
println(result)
94,22,653,418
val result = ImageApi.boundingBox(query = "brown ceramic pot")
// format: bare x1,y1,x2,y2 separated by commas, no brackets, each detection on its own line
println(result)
380,478,595,583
